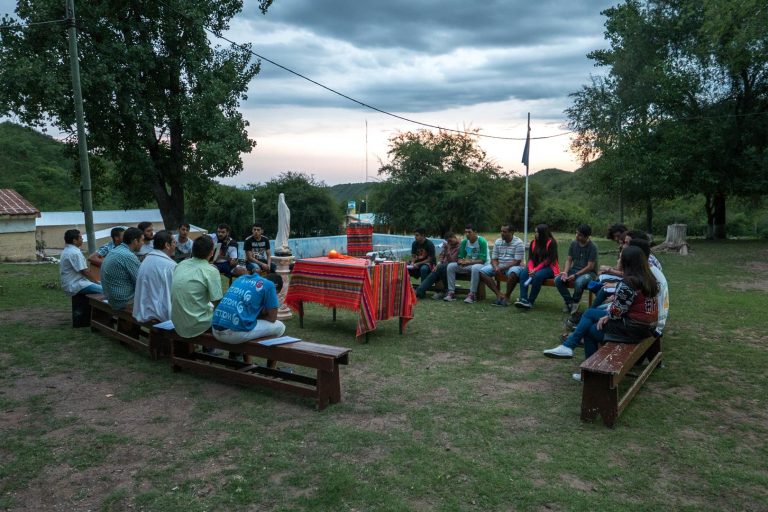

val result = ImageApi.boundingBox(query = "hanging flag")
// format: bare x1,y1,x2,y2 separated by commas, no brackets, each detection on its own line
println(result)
521,125,530,168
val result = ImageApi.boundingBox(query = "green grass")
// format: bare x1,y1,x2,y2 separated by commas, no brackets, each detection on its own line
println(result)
0,240,767,511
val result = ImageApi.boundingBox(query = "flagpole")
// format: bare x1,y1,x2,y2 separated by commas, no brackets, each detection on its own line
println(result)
522,113,531,263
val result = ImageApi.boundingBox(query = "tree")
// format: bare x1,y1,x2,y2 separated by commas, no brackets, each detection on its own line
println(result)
249,172,343,239
0,0,272,227
372,129,515,235
566,0,768,238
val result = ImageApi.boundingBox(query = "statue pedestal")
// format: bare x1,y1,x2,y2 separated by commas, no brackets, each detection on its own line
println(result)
272,255,294,320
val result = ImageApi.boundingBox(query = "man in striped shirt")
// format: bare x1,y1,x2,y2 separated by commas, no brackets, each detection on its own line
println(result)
101,227,143,311
469,224,525,306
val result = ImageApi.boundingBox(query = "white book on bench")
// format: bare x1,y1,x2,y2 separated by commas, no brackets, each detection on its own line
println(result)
258,336,301,346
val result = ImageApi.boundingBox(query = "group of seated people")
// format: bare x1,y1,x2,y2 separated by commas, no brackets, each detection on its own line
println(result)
408,222,669,380
410,222,597,309
59,222,287,355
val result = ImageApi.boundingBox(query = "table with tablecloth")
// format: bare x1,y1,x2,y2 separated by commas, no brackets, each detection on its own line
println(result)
284,256,416,337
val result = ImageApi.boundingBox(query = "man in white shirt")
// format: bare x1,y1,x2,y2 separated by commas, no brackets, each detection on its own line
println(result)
60,229,102,296
133,230,177,323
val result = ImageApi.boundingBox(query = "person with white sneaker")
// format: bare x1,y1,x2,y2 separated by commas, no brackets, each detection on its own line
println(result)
543,245,659,371
471,224,525,306
554,224,598,315
443,225,488,302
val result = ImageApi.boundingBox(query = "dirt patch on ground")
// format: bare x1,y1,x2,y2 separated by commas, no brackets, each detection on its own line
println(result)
0,307,70,328
0,369,257,511
726,260,768,291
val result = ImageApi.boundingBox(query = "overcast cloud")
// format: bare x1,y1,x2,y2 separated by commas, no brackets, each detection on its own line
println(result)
1,0,615,183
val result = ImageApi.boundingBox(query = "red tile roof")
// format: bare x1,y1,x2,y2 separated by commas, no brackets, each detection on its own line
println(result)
0,189,41,217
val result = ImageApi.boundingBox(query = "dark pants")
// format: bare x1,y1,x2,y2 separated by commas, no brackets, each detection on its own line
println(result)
416,263,449,297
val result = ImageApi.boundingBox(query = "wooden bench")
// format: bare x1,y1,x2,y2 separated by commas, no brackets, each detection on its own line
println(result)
412,272,487,299
87,294,168,359
579,336,662,427
160,330,351,411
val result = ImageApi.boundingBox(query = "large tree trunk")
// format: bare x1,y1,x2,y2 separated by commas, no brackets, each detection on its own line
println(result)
705,192,727,239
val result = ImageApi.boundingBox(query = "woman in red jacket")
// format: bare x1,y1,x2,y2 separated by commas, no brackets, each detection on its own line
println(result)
514,224,559,309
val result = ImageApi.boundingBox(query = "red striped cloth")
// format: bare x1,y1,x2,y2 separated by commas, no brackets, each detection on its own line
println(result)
346,223,373,256
285,257,415,336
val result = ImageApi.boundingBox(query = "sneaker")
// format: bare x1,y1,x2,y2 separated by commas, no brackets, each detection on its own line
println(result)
543,344,574,358
432,292,445,301
492,297,508,307
514,299,532,309
443,291,456,302
569,302,580,315
572,372,582,382
464,292,477,304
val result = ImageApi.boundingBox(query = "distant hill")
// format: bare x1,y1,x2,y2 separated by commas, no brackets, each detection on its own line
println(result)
0,122,83,211
327,182,382,203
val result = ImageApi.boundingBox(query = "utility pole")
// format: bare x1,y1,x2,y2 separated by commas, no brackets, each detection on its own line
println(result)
65,0,96,253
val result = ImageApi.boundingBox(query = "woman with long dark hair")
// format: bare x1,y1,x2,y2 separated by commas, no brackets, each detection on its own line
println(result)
542,245,659,371
514,224,559,309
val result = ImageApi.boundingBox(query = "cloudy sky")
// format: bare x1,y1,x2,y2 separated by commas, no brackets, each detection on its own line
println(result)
1,0,614,185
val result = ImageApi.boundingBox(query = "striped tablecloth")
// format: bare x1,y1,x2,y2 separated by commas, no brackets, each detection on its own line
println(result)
285,257,416,336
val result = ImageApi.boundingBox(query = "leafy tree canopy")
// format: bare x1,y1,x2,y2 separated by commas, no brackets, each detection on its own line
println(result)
372,129,529,235
0,0,273,227
566,0,768,238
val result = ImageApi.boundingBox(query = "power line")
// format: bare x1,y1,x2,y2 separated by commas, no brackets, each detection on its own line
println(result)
0,18,67,31
209,28,568,142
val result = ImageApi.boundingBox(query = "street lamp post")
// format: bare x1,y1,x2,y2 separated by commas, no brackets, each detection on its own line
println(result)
251,196,256,224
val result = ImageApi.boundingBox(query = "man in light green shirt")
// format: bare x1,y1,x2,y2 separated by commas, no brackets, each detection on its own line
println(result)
171,235,223,338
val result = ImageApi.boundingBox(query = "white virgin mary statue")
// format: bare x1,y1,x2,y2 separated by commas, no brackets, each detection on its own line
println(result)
275,193,292,256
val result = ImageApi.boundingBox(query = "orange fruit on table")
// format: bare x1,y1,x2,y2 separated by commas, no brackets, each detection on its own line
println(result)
328,249,339,258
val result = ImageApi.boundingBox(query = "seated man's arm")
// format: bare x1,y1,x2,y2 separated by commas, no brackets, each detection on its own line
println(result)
260,306,279,323
578,259,596,276
263,248,272,270
561,256,573,280
259,282,280,323
227,245,238,266
79,267,100,284
88,252,104,267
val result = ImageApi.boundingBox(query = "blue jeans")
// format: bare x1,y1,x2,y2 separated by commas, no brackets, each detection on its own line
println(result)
80,283,103,295
408,263,431,281
246,260,277,273
563,307,607,358
214,261,233,276
592,287,612,307
416,263,448,297
518,267,554,305
555,271,596,305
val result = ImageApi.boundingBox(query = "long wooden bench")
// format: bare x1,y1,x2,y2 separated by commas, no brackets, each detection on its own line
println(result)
579,336,662,427
87,294,168,359
412,272,487,299
159,329,351,411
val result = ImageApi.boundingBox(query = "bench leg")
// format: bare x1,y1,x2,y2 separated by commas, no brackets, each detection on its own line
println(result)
171,339,192,372
316,365,342,410
581,371,619,428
